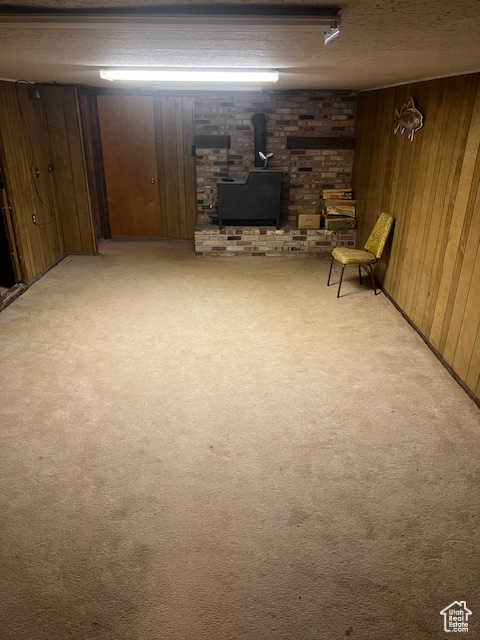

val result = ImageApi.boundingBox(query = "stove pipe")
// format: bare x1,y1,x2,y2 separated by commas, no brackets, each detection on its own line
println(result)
251,113,268,168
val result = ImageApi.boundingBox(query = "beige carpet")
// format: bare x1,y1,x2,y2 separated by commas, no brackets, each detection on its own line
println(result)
0,240,479,640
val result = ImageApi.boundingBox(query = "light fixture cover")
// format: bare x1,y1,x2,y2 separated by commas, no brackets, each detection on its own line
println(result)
100,68,279,83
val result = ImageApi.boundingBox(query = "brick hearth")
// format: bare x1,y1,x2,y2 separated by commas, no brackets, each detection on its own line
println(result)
195,222,356,256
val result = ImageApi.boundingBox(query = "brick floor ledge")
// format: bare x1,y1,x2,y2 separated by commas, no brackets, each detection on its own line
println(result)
194,222,357,256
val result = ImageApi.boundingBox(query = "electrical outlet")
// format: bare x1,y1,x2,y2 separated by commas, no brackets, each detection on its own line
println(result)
32,214,37,224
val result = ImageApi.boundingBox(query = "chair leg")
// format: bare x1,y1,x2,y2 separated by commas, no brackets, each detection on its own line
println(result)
358,265,362,285
327,256,334,286
337,265,345,298
367,264,378,295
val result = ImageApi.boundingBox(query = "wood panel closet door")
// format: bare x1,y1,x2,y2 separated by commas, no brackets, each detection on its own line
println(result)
97,95,161,237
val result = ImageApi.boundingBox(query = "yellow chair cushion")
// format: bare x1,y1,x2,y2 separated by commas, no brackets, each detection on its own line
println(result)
331,247,376,265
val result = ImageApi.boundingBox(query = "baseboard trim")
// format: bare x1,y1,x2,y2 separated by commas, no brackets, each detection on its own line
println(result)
381,287,479,409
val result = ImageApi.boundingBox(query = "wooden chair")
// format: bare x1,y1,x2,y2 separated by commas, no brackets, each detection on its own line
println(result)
327,212,394,298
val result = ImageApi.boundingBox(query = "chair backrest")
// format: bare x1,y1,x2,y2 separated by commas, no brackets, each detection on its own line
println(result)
364,212,394,259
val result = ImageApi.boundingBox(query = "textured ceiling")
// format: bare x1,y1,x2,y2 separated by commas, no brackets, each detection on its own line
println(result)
0,0,479,91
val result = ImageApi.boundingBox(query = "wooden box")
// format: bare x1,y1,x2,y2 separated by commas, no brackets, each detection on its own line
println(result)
297,214,321,229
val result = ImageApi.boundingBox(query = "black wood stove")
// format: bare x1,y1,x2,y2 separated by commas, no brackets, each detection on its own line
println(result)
217,169,283,229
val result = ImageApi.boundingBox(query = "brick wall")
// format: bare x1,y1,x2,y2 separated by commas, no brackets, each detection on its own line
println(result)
194,90,356,224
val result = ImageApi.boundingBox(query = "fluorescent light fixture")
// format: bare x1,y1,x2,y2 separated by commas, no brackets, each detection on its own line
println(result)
0,8,341,35
324,26,340,45
100,69,279,83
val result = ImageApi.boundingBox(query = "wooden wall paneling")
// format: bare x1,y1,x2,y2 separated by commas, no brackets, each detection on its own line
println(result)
379,90,400,215
394,82,431,310
414,81,455,318
422,75,477,337
402,80,443,317
375,89,397,289
43,85,83,253
58,87,97,254
367,91,385,235
153,96,196,239
62,87,96,253
350,96,367,240
375,89,396,214
410,79,453,329
465,324,480,395
450,238,480,380
24,85,63,268
353,73,480,401
391,82,436,301
380,87,404,294
358,93,374,219
153,98,169,238
363,92,384,243
0,82,63,282
353,86,393,280
387,84,425,304
174,97,187,238
78,91,110,239
405,80,447,322
446,170,480,375
382,85,414,297
181,97,197,238
413,78,462,328
158,97,181,238
33,84,64,269
2,84,43,279
0,86,32,280
431,81,480,355
17,85,48,271
41,90,64,262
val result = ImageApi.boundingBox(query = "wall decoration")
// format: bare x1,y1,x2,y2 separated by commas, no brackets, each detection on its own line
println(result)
394,98,424,141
